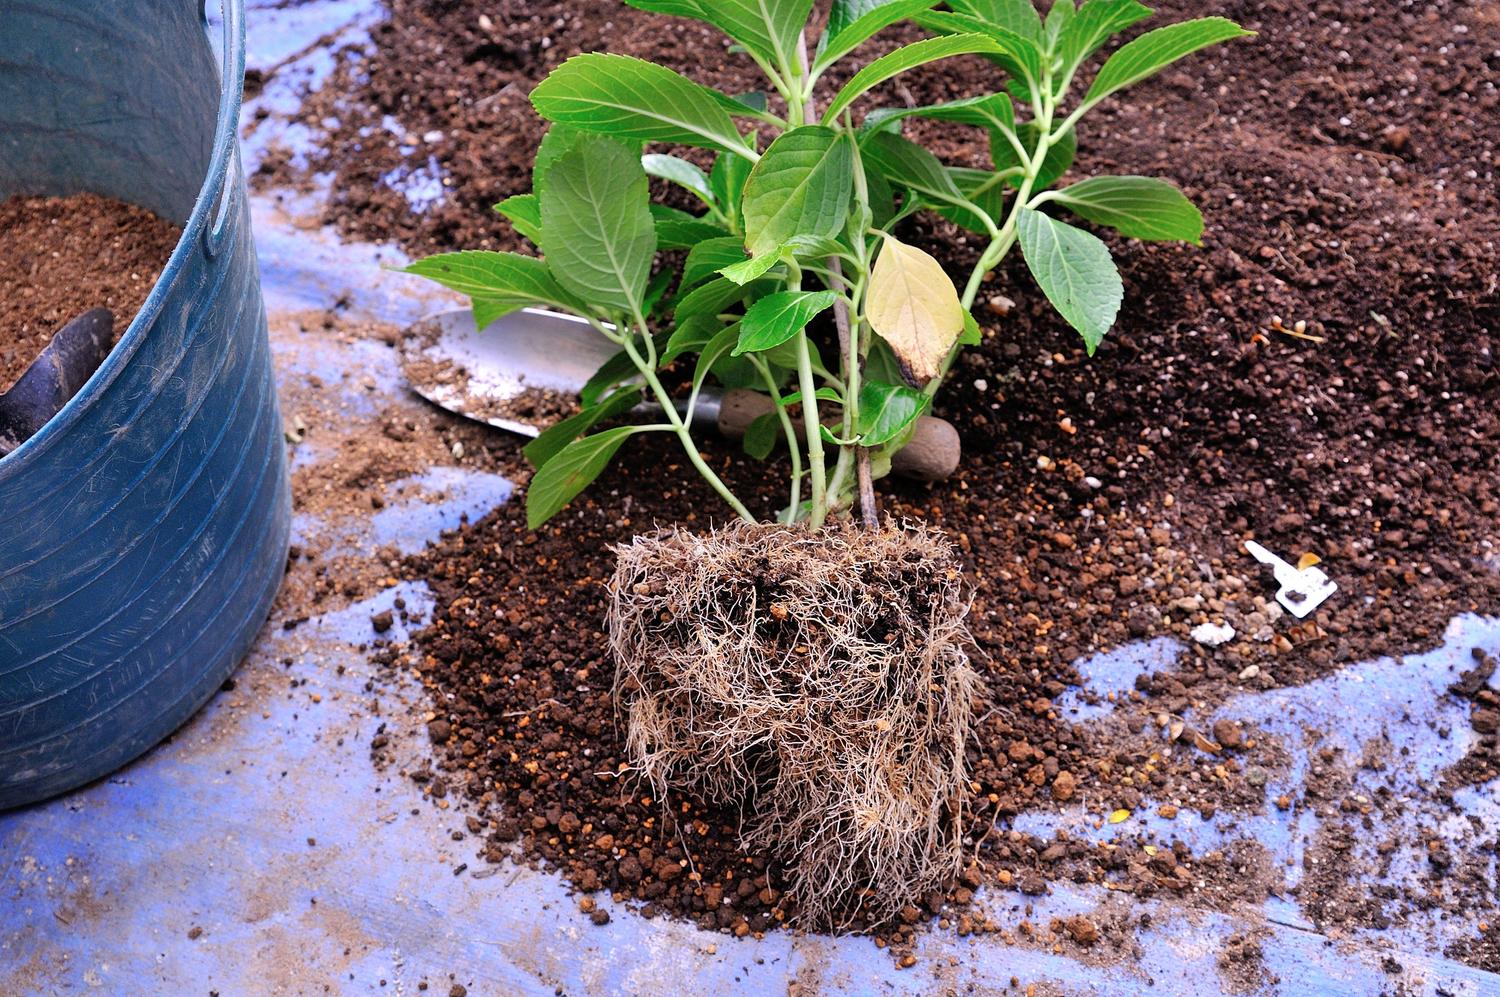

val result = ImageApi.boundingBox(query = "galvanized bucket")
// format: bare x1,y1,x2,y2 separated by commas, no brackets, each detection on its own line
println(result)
0,0,289,808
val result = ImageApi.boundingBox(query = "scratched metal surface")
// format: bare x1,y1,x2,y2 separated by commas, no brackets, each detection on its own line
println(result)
3,3,1500,994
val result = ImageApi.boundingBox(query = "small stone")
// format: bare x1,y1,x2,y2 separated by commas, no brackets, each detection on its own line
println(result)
590,909,612,926
1471,709,1499,734
1064,916,1099,946
1191,622,1236,647
1212,719,1244,750
1238,664,1260,681
1052,770,1077,802
450,986,468,997
187,926,203,940
371,610,394,633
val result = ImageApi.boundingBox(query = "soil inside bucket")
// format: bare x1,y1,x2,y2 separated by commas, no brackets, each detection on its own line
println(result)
260,0,1500,969
0,193,181,394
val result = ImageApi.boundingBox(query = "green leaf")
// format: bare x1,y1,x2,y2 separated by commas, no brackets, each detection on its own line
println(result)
404,251,587,318
524,386,642,469
1016,206,1123,354
991,123,1076,191
531,54,758,159
533,124,590,194
948,0,1042,42
777,387,843,407
661,315,724,364
539,136,656,312
862,132,995,233
642,153,717,208
526,426,641,529
675,275,770,322
864,93,1015,134
742,411,781,459
857,380,929,446
762,335,828,372
695,322,744,389
1050,175,1203,243
1084,17,1251,105
733,290,837,355
494,194,542,244
815,0,941,72
741,127,855,259
710,149,756,231
682,237,750,289
695,0,816,76
643,266,676,316
823,34,1003,124
912,11,1043,100
720,250,784,285
651,204,730,249
947,167,1008,232
959,309,982,345
1055,0,1152,84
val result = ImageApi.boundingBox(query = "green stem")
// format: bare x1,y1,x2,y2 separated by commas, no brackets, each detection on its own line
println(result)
621,329,755,522
794,330,828,528
753,356,803,525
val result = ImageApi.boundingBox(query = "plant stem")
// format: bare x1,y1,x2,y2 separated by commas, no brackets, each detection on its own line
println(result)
795,329,829,528
754,356,803,525
622,327,755,523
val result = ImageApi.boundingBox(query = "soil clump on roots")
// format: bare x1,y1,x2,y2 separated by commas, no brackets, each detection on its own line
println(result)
610,521,976,928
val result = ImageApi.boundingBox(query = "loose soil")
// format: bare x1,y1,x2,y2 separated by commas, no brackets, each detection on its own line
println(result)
263,0,1500,971
0,193,180,393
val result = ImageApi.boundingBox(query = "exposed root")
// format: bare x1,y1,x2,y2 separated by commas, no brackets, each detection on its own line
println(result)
608,520,977,929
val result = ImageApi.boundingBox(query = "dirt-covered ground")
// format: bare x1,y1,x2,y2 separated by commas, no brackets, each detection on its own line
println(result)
254,0,1500,972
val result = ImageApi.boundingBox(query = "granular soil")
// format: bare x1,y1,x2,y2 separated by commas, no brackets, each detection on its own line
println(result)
0,193,180,393
261,0,1500,969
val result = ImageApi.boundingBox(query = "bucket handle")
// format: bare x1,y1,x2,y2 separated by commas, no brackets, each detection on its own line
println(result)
198,0,246,260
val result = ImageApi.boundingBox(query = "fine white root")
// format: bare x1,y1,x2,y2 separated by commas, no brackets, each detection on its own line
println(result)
609,520,977,929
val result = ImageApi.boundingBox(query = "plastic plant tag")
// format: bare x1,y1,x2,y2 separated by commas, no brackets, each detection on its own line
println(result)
1244,540,1338,618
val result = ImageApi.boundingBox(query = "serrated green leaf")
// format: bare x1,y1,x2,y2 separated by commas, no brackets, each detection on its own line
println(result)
675,275,770,322
862,132,996,233
761,336,828,372
912,11,1043,100
1054,0,1152,85
539,136,656,312
531,54,758,159
533,124,589,194
742,411,781,459
741,127,854,259
651,204,730,249
694,0,815,76
991,123,1076,191
777,387,843,407
404,251,587,318
494,194,541,244
710,149,756,232
720,249,784,285
1016,206,1123,354
948,0,1042,42
1084,17,1251,106
642,153,717,208
660,314,724,365
857,380,929,446
525,386,642,469
823,34,1003,124
1050,175,1204,243
815,0,941,72
733,290,838,355
526,426,641,529
947,167,1008,233
864,93,1015,134
959,309,982,345
695,322,743,389
682,237,750,290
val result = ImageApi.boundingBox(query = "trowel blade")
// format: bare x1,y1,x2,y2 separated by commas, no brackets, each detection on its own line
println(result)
398,307,619,438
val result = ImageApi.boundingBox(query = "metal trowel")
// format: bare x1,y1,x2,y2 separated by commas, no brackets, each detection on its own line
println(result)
0,309,114,456
398,307,961,482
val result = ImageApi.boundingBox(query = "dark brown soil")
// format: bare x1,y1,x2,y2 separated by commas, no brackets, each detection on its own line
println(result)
0,193,180,393
261,0,1500,966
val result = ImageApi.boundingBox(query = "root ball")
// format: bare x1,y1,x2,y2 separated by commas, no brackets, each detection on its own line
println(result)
608,520,977,928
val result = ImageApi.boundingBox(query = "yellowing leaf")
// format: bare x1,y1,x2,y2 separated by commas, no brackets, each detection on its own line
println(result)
1108,808,1131,824
866,233,964,384
1296,552,1322,570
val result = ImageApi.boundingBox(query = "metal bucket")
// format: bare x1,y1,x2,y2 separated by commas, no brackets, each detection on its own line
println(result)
0,0,289,808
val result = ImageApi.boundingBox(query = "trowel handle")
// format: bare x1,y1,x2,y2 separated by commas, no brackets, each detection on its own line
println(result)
706,387,961,483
